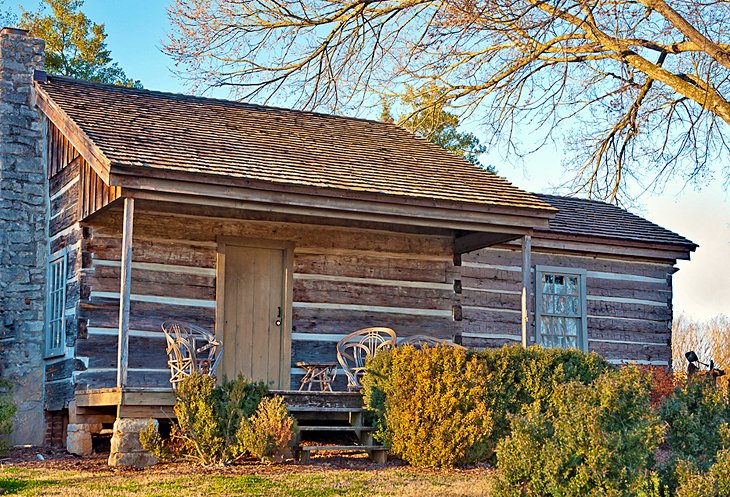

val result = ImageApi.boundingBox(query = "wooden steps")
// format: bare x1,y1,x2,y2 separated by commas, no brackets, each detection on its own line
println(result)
287,406,367,413
297,425,375,432
281,392,387,463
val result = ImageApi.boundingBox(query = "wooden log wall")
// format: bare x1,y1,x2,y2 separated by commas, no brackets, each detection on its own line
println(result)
75,211,459,390
460,244,674,365
45,122,84,411
44,121,124,410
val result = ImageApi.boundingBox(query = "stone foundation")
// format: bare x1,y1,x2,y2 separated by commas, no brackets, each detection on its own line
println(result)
108,418,158,468
65,423,102,456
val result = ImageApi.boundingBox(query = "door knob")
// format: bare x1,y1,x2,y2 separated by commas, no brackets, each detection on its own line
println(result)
275,306,282,326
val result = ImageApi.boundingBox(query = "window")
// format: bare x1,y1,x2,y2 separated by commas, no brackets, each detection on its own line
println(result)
45,251,67,357
535,266,587,351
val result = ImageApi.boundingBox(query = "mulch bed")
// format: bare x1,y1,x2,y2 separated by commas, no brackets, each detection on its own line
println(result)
1,447,491,478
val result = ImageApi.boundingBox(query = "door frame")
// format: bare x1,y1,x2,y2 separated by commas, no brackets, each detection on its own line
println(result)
215,236,295,389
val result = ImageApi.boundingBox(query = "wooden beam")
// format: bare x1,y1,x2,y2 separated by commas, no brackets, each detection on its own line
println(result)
521,235,532,348
34,85,112,183
117,178,553,231
117,197,134,388
454,232,523,254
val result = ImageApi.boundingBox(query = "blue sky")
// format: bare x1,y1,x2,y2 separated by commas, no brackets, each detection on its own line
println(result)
7,0,729,320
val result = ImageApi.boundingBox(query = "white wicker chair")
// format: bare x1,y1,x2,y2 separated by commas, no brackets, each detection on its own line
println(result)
399,335,465,349
336,327,397,390
161,321,223,388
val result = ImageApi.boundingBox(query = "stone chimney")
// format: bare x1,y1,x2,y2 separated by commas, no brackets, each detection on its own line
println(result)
0,27,48,447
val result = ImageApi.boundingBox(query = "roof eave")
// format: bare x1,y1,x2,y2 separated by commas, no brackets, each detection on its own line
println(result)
34,82,113,183
109,164,555,234
533,229,697,261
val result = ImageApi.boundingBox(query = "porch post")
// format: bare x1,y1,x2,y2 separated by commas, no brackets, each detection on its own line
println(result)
117,197,134,388
521,235,531,348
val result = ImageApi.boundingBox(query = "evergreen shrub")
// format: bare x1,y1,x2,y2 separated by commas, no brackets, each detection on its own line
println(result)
139,373,293,465
363,344,611,466
492,367,664,497
363,344,492,467
0,380,15,456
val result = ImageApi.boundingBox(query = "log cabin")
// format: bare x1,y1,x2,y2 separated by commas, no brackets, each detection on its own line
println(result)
0,28,696,450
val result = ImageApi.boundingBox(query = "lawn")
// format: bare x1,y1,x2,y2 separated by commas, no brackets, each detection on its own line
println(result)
0,454,493,497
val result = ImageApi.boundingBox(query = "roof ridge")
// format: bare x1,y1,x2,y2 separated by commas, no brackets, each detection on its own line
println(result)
44,74,415,129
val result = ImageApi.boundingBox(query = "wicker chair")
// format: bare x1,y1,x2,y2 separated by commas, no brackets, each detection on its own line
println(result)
399,334,466,349
161,321,223,388
336,327,397,390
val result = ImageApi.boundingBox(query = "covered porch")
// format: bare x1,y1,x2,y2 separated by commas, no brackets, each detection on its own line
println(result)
70,187,545,435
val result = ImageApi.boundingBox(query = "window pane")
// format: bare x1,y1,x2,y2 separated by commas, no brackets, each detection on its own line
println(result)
538,270,584,350
542,274,552,294
567,277,579,295
46,256,66,356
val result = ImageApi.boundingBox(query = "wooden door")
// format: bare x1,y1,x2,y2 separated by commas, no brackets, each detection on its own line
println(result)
219,241,291,389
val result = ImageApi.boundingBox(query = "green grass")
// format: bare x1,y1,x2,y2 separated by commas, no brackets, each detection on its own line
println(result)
0,461,493,497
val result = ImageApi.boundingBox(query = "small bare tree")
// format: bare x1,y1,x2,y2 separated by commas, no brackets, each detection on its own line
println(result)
165,0,730,202
673,313,730,374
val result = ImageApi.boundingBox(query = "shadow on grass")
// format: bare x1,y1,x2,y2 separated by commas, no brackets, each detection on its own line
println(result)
0,475,58,494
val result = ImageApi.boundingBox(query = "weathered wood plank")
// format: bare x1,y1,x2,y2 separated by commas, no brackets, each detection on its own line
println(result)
463,247,672,280
50,225,81,254
589,341,671,363
85,269,216,301
293,308,455,336
87,234,217,268
587,316,670,335
45,380,76,411
294,253,451,282
45,358,86,382
587,300,670,321
93,212,453,256
79,298,215,331
77,334,168,370
294,279,452,309
75,370,171,390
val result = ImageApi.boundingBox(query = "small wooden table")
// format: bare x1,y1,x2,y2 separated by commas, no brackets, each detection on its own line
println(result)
296,362,338,391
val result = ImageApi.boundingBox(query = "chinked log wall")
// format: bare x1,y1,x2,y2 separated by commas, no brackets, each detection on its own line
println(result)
75,211,460,390
45,121,120,410
460,244,673,365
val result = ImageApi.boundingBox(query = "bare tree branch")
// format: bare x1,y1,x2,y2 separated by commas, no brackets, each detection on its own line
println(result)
165,0,730,202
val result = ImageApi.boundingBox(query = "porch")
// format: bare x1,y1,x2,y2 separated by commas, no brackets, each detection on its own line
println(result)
71,387,382,461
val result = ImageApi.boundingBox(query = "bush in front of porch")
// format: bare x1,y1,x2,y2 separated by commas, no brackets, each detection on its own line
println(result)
363,344,611,468
140,373,296,465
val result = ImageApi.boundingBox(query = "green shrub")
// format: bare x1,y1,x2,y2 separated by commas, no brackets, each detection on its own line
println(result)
363,344,493,468
237,396,296,462
173,373,269,465
361,346,393,444
0,381,16,456
661,377,730,473
492,367,664,497
675,449,730,497
363,343,611,465
476,344,611,451
213,376,268,444
139,419,169,462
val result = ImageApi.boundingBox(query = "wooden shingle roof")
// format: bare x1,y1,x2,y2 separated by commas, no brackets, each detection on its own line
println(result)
537,194,696,248
37,75,555,213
